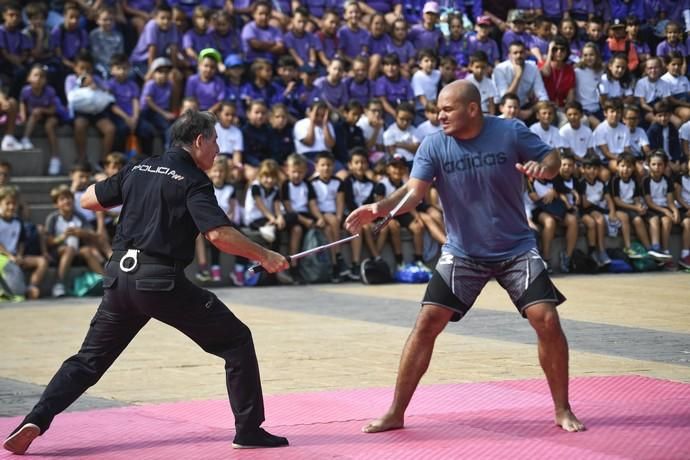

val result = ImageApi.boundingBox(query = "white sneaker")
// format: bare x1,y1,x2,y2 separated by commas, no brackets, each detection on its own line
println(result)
48,157,61,176
20,137,34,150
1,135,22,151
52,282,66,298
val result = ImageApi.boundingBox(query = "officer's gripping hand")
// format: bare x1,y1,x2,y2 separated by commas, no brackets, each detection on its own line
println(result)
260,249,290,273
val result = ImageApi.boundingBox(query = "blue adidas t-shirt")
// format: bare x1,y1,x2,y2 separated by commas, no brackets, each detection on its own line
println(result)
411,116,553,261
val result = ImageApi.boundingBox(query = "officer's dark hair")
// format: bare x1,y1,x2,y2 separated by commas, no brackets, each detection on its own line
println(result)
169,110,217,148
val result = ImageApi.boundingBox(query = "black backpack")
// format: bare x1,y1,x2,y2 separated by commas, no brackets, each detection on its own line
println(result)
569,249,599,274
298,229,332,283
360,258,392,284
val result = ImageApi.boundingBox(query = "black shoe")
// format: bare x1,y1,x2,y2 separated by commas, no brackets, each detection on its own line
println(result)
232,428,289,449
3,423,40,454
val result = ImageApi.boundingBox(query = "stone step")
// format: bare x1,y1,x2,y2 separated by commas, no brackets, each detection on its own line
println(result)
0,149,48,176
11,176,70,205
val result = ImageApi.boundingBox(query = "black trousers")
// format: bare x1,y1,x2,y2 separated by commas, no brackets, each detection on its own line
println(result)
25,257,265,435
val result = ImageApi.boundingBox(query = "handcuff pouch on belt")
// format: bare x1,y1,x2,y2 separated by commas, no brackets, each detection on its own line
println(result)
119,249,139,273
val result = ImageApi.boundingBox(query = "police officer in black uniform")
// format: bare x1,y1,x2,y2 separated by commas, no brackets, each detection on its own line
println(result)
3,111,290,455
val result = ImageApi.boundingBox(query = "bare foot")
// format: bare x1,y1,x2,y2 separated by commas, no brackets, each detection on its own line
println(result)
361,413,404,433
556,409,586,432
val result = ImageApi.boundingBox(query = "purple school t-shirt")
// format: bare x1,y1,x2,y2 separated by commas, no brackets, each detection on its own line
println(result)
107,78,140,116
345,77,372,106
0,26,33,55
318,32,338,60
368,34,390,56
408,25,444,52
467,35,500,64
127,0,157,11
367,0,400,13
303,0,329,17
182,29,214,57
185,74,226,110
445,36,469,66
570,0,594,15
374,75,413,106
315,76,348,108
515,0,542,8
20,84,57,111
656,40,687,58
337,26,369,58
386,40,416,64
141,80,172,111
130,19,179,64
502,30,533,57
284,31,321,64
209,29,242,57
50,25,88,60
542,0,567,18
241,21,283,62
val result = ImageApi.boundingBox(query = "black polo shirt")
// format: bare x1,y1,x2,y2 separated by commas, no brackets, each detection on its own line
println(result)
95,147,231,265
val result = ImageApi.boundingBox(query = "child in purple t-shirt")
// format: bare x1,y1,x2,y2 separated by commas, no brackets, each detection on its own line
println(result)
317,10,340,67
467,16,499,67
337,2,369,66
408,2,444,53
183,6,214,66
107,54,155,156
314,58,349,116
285,7,320,68
240,58,277,110
241,1,285,63
655,21,687,62
223,54,246,120
298,64,320,113
367,13,389,79
0,2,32,98
386,18,416,79
129,4,180,72
19,65,64,174
185,49,226,112
346,57,373,107
444,13,469,71
209,10,242,70
140,57,175,150
374,53,414,123
271,55,302,120
50,3,88,74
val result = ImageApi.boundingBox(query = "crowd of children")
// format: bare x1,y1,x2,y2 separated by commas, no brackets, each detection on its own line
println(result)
1,0,690,297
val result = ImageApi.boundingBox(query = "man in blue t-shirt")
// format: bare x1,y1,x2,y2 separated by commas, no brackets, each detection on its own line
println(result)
346,80,585,434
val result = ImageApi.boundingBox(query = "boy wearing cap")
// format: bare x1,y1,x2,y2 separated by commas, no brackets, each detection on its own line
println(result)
223,54,246,120
408,2,445,52
468,16,500,67
140,57,175,150
604,19,639,72
501,10,533,57
184,48,226,112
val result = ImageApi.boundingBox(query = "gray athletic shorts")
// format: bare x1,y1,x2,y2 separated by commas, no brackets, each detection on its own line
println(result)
422,249,566,322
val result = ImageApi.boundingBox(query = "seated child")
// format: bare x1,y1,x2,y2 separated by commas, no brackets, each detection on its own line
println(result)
642,151,678,261
44,185,105,297
576,154,614,268
0,186,48,299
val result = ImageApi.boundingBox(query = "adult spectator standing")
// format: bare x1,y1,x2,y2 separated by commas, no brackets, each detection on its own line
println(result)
493,41,549,121
346,80,585,436
3,111,290,455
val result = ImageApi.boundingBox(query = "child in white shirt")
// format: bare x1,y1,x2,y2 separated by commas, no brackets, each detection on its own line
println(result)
464,51,498,114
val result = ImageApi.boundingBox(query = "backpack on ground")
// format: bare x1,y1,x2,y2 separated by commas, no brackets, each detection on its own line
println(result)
71,271,104,297
0,254,27,299
569,249,599,274
360,258,392,284
298,229,331,283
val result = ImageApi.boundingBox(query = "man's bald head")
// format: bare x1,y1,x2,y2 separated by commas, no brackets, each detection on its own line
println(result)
439,80,482,107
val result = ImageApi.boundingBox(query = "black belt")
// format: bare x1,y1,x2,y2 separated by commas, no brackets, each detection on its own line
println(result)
110,249,178,271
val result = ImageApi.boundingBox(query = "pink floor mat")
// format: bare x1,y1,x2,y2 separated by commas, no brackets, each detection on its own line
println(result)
1,375,689,459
